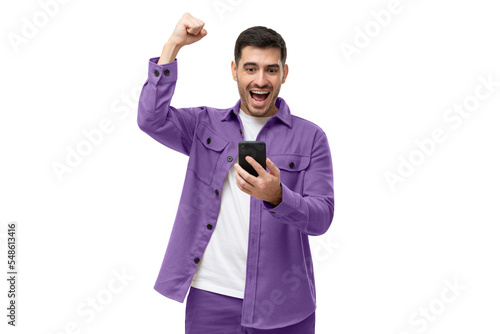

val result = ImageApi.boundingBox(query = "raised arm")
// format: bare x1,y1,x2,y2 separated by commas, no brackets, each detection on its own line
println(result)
137,13,208,155
158,12,207,64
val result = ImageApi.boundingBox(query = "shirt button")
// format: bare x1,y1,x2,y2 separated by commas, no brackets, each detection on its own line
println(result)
154,70,159,77
289,162,295,169
194,258,200,264
164,69,170,76
227,156,233,162
207,138,211,144
215,189,219,196
207,224,213,230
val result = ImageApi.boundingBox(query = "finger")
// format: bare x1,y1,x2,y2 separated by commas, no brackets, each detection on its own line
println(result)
245,156,266,176
186,18,204,35
234,164,254,191
186,26,207,44
234,163,256,189
266,157,280,176
192,28,207,40
186,25,200,35
193,17,205,28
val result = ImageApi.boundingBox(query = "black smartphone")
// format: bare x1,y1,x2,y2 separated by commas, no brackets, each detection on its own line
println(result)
238,141,266,177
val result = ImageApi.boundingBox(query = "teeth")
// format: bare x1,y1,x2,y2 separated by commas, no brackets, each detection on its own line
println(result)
251,91,269,94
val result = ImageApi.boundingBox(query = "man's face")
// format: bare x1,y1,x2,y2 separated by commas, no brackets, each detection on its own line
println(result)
232,46,289,117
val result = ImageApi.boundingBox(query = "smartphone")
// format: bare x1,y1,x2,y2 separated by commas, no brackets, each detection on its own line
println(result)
238,141,266,177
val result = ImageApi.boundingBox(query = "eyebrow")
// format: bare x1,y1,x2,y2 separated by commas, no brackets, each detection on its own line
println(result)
243,62,280,68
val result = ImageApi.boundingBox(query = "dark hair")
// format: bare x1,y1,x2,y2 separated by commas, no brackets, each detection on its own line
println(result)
234,26,287,67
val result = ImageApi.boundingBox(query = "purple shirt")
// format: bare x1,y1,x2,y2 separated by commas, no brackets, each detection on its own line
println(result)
137,57,335,330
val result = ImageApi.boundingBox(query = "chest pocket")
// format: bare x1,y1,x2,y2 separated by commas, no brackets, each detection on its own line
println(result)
269,153,310,193
188,123,229,186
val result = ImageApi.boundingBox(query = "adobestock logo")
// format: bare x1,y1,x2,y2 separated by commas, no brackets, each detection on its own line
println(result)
51,84,141,182
340,0,418,64
47,267,134,334
7,0,73,54
253,259,313,320
311,232,340,274
397,277,466,334
212,0,244,20
384,73,499,191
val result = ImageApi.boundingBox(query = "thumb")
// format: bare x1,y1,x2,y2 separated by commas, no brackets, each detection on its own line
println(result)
266,158,279,176
189,28,207,43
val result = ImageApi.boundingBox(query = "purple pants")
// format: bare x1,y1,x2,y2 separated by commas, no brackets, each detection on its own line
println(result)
185,287,315,334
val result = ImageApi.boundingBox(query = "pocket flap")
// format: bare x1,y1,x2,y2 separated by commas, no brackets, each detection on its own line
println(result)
196,124,228,151
270,153,310,172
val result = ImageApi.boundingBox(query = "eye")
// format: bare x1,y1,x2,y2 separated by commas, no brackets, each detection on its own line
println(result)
246,67,255,72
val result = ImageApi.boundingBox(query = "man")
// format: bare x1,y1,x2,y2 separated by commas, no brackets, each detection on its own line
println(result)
137,12,334,333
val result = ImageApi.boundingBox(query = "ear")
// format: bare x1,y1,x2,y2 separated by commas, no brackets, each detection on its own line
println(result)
231,60,237,82
281,64,289,84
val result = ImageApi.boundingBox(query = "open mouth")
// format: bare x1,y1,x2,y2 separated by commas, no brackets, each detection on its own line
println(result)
250,90,270,105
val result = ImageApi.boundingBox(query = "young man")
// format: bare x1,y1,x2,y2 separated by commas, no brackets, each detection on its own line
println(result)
138,12,334,333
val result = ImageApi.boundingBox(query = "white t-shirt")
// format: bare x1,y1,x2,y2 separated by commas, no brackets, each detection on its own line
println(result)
190,109,271,299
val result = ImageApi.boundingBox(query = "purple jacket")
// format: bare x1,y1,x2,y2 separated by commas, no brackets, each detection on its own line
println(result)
137,57,335,330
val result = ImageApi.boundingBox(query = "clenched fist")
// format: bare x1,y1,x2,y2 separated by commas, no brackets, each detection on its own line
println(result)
170,12,207,47
158,13,207,64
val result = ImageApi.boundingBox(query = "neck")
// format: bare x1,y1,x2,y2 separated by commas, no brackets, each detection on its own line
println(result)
241,103,278,118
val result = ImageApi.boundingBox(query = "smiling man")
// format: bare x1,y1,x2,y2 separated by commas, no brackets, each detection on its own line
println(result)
233,44,287,118
137,12,334,334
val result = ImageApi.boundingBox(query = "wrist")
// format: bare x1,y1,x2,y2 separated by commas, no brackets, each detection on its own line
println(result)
269,185,283,207
158,39,182,64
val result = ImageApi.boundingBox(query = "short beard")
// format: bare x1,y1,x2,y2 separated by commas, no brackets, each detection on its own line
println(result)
237,77,280,117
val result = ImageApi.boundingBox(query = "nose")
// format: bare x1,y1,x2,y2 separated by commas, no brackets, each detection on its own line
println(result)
254,69,267,87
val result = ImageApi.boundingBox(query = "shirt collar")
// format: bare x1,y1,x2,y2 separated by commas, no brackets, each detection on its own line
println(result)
221,97,292,128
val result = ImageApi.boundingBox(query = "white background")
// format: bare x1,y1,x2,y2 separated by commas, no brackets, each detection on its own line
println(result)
1,0,500,333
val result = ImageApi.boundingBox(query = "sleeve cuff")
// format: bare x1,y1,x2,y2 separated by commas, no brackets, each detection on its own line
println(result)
148,57,178,85
262,182,297,219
